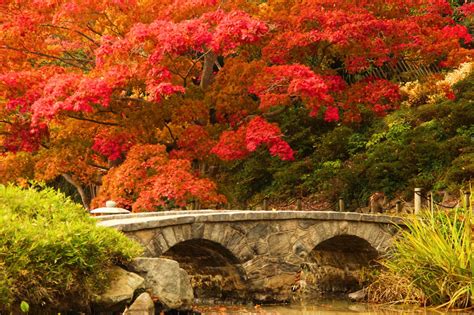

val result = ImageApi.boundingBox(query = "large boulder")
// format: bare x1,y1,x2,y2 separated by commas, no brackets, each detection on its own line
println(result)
130,257,194,310
124,292,154,315
94,266,145,311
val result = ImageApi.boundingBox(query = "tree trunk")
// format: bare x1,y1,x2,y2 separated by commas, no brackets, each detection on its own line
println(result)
200,51,217,90
61,173,91,210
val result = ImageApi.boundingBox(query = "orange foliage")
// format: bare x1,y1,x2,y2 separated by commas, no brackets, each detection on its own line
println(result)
92,144,226,211
0,0,471,210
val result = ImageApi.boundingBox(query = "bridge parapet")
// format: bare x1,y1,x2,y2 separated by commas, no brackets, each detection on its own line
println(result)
97,210,404,232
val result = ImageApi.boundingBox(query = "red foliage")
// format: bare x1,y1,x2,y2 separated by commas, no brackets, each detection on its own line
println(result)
212,116,294,161
459,3,474,17
210,126,249,161
170,125,215,161
93,144,226,211
250,65,345,116
92,130,135,161
0,0,471,211
31,74,114,122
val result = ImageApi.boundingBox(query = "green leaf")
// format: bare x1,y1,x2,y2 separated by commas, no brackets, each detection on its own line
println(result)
20,301,29,313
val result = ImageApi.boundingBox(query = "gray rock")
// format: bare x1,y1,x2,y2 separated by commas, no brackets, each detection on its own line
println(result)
94,266,145,311
130,257,194,310
124,292,154,315
348,288,367,302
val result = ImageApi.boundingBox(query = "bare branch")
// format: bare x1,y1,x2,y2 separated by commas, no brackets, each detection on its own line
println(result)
66,114,120,126
87,161,110,171
62,173,91,210
1,45,90,70
41,24,101,47
163,122,177,143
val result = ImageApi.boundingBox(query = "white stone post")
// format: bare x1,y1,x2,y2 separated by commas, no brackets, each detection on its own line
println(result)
414,188,422,214
338,197,345,212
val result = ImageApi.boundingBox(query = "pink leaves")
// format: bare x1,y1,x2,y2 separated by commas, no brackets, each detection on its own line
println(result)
146,82,185,102
126,9,267,60
212,116,294,161
31,74,113,122
207,10,268,54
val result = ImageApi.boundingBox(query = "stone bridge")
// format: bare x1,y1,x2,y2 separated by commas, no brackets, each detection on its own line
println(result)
98,210,404,302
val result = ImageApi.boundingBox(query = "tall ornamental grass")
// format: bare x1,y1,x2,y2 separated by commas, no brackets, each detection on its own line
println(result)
370,203,473,309
0,184,142,311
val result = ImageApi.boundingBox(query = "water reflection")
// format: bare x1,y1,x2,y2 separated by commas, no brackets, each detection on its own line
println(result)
194,300,472,315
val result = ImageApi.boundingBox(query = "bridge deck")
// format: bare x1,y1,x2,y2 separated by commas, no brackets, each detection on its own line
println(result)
96,210,404,232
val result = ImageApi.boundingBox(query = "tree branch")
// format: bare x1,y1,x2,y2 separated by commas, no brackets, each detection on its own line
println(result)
61,173,91,210
87,161,110,171
163,122,177,143
41,24,100,47
1,45,90,70
66,114,120,126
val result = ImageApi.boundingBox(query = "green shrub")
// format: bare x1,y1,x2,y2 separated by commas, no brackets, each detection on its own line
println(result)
372,207,473,309
0,184,142,311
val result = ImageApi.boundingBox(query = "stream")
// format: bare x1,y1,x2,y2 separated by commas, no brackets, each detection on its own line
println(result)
193,300,473,315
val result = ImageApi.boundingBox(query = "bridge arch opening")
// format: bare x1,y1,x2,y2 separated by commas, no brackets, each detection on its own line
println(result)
304,235,379,296
161,239,248,303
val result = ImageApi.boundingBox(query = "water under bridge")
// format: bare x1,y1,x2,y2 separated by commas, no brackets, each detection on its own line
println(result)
97,210,404,302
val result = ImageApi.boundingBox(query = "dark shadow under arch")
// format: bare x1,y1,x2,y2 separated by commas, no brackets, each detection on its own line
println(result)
305,235,379,295
161,239,248,303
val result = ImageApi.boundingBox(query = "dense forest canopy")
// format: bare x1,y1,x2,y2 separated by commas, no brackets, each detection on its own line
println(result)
0,0,472,210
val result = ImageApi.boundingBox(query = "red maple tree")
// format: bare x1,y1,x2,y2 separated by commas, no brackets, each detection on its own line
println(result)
0,0,471,210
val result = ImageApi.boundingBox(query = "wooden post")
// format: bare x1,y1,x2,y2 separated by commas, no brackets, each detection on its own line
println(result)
396,200,402,214
430,191,434,214
262,198,268,210
464,191,471,211
414,188,422,214
338,197,345,212
297,199,302,211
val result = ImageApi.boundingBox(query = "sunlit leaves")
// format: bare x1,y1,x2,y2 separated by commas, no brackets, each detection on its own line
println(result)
93,144,226,211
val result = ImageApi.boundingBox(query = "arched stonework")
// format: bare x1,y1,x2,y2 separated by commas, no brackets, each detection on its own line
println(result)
100,210,402,303
161,239,249,302
295,220,395,259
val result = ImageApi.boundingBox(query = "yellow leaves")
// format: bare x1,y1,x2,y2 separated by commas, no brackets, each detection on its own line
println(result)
0,152,35,185
441,62,474,87
399,62,474,107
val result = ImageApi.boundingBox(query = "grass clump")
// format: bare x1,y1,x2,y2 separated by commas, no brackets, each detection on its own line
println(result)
368,205,473,309
0,184,142,311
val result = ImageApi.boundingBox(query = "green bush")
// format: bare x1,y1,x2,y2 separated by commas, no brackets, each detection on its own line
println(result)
0,184,142,311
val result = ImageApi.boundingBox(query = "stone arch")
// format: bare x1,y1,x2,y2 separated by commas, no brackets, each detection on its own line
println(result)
294,221,394,295
161,238,249,303
151,223,256,263
297,221,394,257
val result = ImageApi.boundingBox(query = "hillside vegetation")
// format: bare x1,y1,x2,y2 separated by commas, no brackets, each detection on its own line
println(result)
218,67,474,209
